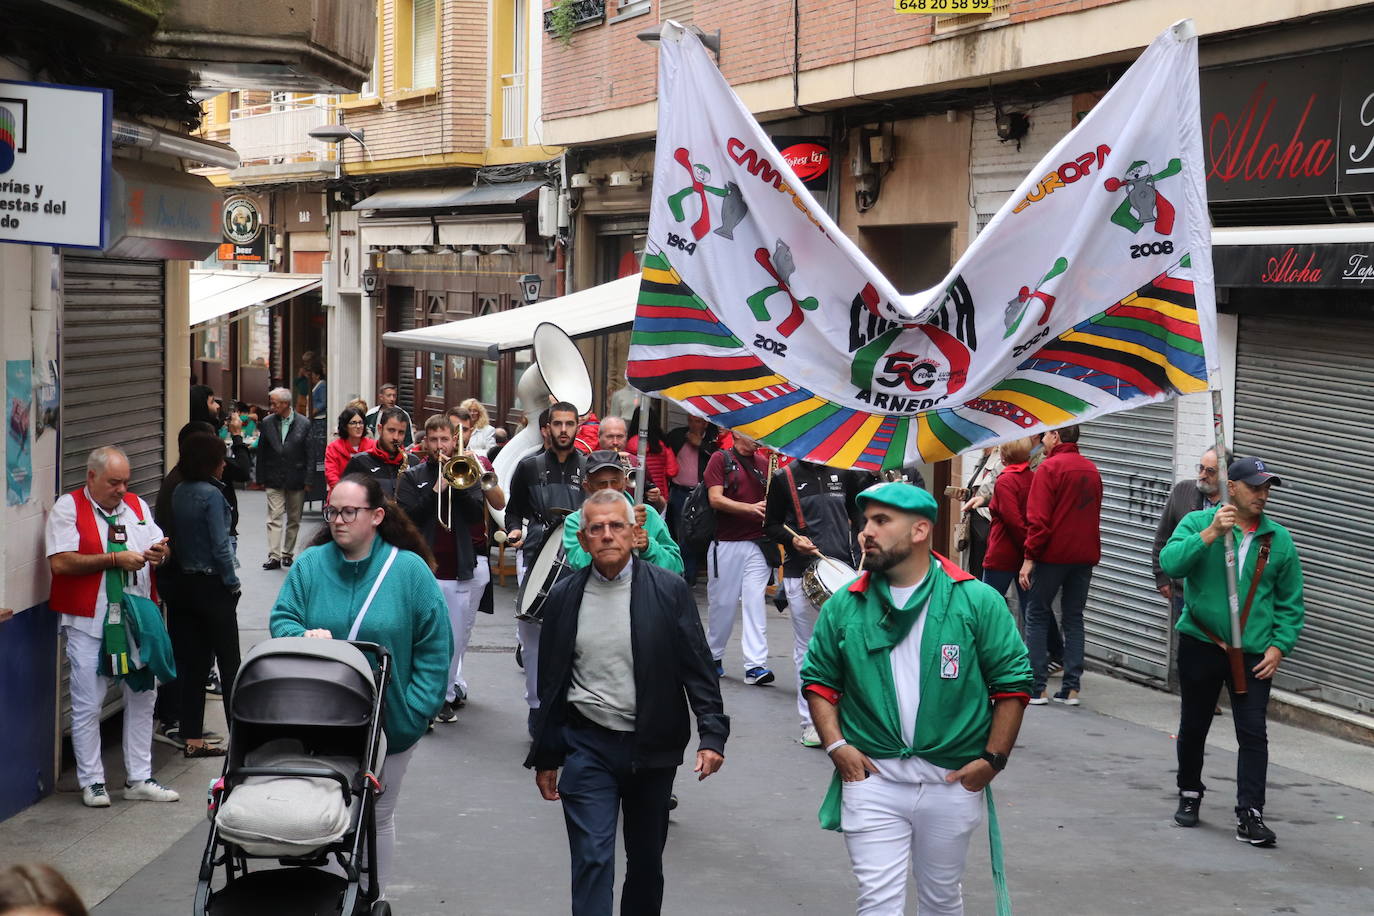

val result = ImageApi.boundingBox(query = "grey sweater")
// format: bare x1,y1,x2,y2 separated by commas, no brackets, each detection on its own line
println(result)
567,567,637,731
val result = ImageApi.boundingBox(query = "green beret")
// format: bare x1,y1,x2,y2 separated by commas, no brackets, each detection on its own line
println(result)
855,481,939,522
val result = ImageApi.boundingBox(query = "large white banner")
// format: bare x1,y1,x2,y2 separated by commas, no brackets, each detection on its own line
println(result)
628,21,1216,470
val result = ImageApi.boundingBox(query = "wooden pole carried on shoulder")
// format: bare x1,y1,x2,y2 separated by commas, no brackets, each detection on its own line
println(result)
1211,388,1247,695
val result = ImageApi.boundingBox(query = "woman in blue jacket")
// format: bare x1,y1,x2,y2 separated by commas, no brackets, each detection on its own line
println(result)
170,432,242,759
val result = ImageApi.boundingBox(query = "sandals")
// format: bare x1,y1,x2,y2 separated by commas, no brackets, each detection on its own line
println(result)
184,743,227,759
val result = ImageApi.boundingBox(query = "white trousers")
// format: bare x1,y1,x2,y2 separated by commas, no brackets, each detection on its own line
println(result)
64,626,157,787
782,577,817,729
841,774,985,916
438,557,489,701
372,745,415,898
514,553,541,709
706,539,772,672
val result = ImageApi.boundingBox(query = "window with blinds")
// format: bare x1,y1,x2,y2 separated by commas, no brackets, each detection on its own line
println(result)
934,0,1010,34
660,0,692,24
413,0,437,90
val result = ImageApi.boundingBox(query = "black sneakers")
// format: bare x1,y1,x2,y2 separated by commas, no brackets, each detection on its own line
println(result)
1174,792,1201,827
1236,808,1277,847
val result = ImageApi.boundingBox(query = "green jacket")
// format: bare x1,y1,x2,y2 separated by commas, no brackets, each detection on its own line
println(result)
270,536,453,753
118,593,177,692
1160,508,1305,655
562,493,683,575
800,554,1032,831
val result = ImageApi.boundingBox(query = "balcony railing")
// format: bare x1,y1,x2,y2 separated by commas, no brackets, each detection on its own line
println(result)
228,98,336,167
542,0,606,36
501,73,526,144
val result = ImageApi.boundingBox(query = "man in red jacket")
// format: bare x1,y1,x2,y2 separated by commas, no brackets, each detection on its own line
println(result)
1018,425,1102,705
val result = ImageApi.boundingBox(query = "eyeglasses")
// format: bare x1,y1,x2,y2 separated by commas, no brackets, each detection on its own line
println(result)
1197,465,1218,476
323,506,368,523
347,419,365,427
585,521,629,536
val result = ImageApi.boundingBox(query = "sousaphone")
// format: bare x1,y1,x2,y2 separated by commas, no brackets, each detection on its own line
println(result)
488,322,593,529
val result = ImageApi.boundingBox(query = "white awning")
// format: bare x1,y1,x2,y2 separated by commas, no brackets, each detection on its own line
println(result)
358,219,434,250
435,215,527,246
381,274,640,358
190,270,322,327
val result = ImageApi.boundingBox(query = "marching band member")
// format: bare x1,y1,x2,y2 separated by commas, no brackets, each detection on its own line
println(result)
562,450,682,574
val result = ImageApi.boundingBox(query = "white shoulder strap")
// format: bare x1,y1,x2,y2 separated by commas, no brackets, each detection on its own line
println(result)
348,545,400,641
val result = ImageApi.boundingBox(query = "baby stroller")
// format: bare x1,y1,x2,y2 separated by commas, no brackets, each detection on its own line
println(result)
194,637,392,916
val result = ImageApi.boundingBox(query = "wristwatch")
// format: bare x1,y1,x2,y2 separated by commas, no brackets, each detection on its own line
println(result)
979,751,1008,772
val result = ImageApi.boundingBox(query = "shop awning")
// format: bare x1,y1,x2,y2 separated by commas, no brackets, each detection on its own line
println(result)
190,270,322,327
353,179,547,212
381,274,640,358
358,219,434,249
436,215,526,246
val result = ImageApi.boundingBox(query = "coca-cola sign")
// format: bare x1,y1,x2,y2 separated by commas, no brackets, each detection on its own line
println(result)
1202,49,1374,200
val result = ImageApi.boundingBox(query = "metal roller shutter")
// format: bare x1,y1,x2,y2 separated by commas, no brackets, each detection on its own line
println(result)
1080,402,1176,682
61,256,166,499
1234,315,1374,715
59,254,167,730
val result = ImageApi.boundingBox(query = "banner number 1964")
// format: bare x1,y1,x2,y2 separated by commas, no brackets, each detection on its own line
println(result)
895,0,994,13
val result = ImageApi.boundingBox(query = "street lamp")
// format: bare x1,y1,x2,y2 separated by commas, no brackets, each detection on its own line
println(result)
636,23,721,60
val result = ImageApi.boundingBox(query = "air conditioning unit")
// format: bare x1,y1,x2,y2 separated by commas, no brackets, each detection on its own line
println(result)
570,172,596,189
608,170,640,188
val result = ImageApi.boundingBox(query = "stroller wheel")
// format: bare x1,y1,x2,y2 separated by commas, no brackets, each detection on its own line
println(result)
370,902,391,916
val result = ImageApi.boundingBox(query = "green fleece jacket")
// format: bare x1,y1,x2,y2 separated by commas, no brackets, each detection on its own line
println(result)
1160,508,1305,655
562,494,683,575
800,554,1032,831
270,537,453,753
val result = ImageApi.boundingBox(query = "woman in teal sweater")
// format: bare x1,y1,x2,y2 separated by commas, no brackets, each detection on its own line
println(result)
270,472,451,895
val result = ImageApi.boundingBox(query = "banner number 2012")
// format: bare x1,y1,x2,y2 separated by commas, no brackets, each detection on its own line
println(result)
895,0,994,13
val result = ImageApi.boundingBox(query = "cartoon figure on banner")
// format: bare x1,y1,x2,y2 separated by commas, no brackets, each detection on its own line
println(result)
746,240,818,337
1004,256,1069,337
668,149,729,240
1104,158,1182,234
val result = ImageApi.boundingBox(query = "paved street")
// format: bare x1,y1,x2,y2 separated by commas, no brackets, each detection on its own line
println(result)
5,490,1373,915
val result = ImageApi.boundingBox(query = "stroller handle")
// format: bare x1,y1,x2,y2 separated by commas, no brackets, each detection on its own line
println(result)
347,640,391,667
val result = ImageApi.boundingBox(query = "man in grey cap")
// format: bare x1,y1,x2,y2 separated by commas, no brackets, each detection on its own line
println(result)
561,450,682,574
1160,456,1305,847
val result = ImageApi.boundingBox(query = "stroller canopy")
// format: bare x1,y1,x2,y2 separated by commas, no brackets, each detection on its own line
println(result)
233,637,378,728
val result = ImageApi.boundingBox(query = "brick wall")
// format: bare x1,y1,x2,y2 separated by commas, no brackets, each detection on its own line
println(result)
342,0,491,166
542,0,1134,122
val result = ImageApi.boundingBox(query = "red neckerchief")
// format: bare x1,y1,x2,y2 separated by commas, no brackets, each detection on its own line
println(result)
368,443,407,467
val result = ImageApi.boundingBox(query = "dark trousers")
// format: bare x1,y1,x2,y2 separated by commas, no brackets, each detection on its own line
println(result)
559,721,677,916
169,575,242,741
1176,634,1273,811
981,567,1063,662
1025,562,1092,694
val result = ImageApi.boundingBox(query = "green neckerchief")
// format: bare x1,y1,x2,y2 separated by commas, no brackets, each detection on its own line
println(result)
101,511,132,677
865,564,939,649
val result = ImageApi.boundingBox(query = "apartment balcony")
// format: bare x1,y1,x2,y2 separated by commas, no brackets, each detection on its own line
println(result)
129,0,376,93
501,73,526,145
226,98,339,182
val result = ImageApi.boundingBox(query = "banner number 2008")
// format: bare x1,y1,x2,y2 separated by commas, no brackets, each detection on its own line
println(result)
895,0,994,13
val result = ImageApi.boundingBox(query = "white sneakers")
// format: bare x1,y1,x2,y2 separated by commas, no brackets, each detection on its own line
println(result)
122,778,181,803
800,725,821,748
81,783,111,807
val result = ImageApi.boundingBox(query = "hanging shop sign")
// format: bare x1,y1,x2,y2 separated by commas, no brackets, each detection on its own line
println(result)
221,196,266,262
1213,242,1374,288
1202,48,1374,201
0,79,111,249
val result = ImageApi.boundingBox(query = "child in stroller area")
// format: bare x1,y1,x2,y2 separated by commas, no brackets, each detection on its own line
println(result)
270,473,452,894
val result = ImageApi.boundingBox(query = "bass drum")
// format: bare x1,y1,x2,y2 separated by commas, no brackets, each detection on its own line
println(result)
515,523,575,621
801,557,860,611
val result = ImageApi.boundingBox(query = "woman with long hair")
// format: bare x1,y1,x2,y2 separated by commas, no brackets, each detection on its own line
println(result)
458,398,497,453
626,405,679,500
270,473,450,895
170,431,242,759
324,406,375,497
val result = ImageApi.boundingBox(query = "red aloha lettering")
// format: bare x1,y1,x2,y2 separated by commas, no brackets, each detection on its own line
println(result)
1207,84,1336,185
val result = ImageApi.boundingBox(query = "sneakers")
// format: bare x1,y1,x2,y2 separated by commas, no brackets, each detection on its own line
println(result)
82,783,111,808
744,666,775,686
451,686,467,709
1028,693,1049,706
436,700,459,723
1047,660,1065,676
714,660,725,679
1052,689,1080,706
153,722,186,749
1174,791,1201,827
205,670,223,696
123,778,180,803
800,726,821,748
1236,808,1277,847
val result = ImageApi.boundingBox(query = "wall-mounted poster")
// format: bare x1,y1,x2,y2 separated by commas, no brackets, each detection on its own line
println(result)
6,360,33,505
35,359,58,438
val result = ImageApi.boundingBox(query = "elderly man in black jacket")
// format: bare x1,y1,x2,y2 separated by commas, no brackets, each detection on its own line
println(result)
256,387,311,569
526,488,728,916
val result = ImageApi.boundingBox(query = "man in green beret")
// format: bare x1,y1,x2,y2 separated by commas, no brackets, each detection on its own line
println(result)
800,481,1032,915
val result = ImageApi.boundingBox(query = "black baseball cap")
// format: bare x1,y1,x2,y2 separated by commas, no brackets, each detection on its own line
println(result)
585,450,627,476
1228,457,1282,487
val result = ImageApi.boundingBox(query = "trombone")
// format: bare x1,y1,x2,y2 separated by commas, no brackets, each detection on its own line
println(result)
438,423,498,530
